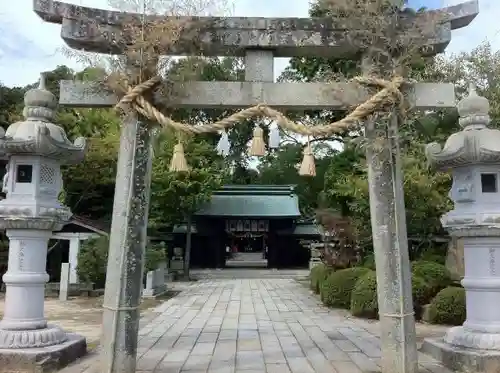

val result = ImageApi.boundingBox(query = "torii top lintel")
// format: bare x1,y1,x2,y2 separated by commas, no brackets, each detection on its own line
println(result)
33,0,478,58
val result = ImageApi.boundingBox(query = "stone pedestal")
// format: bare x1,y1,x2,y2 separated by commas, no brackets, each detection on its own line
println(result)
422,233,500,372
447,236,500,350
0,227,87,370
1,229,54,333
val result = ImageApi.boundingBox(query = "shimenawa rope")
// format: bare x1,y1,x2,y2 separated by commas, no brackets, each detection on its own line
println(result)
113,75,407,137
111,74,408,174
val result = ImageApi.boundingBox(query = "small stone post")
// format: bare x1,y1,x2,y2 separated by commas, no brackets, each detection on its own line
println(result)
68,236,80,284
423,87,500,371
59,263,70,301
0,74,87,369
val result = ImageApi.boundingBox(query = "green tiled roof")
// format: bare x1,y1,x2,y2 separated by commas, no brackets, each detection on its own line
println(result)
293,223,322,236
195,185,301,218
277,223,322,236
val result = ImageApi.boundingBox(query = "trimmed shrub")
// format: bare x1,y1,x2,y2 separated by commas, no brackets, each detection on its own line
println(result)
412,275,434,320
349,272,433,320
310,263,333,294
411,261,451,297
321,267,372,308
362,253,376,270
350,271,378,319
77,236,167,289
427,287,466,325
77,236,109,289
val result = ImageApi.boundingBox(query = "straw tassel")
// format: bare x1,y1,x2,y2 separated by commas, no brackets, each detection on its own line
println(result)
248,125,266,156
169,142,189,172
298,142,316,177
216,130,231,157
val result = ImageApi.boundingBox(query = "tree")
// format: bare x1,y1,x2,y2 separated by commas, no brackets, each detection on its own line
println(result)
0,83,25,129
323,143,451,258
62,122,121,220
150,133,225,278
258,142,338,216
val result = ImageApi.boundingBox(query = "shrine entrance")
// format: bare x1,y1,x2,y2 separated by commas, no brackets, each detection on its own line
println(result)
172,185,320,269
225,219,268,267
227,232,265,254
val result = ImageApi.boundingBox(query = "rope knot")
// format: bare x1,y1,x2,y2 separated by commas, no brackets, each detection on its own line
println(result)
115,76,162,112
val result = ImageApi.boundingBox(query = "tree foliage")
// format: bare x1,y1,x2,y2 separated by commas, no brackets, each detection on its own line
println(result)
150,133,225,227
0,0,498,271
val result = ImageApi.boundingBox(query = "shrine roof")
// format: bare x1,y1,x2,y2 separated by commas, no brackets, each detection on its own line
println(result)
195,185,301,218
293,223,322,236
276,222,322,236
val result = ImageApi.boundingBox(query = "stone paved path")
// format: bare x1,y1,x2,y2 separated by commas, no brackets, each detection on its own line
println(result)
77,279,451,373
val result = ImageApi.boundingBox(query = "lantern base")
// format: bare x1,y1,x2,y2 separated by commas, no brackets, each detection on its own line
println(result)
422,336,500,373
0,332,86,373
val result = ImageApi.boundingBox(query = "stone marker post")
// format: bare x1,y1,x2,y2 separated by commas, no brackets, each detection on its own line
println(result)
0,74,87,370
34,1,478,372
59,262,70,301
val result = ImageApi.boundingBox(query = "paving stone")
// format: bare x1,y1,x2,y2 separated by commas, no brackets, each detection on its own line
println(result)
235,350,265,370
182,355,212,371
330,360,363,373
266,363,292,373
237,339,261,351
71,279,456,373
287,357,315,373
155,360,184,373
191,342,216,355
348,352,380,372
218,329,238,340
198,332,219,343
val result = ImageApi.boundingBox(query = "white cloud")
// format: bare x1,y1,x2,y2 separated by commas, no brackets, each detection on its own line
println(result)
0,0,497,87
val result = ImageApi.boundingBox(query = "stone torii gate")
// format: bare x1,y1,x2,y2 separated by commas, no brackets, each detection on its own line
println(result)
34,1,478,373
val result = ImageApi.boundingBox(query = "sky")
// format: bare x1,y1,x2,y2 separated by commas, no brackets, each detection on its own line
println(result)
0,0,498,88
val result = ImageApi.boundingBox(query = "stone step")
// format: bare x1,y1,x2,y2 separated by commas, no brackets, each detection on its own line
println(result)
191,269,309,280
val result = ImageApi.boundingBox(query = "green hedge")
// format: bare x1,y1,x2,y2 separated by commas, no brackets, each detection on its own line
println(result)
411,261,451,297
412,275,434,320
321,267,372,309
349,272,433,320
427,287,466,325
310,263,333,294
350,271,378,319
77,237,167,289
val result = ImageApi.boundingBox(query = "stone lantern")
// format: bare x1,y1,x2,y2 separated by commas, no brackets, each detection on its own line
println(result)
0,74,86,367
423,85,500,370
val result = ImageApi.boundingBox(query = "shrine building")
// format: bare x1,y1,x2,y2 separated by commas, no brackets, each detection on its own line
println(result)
171,185,321,269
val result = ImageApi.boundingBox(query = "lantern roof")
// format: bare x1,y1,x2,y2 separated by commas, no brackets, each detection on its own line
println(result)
426,84,500,170
0,73,86,163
